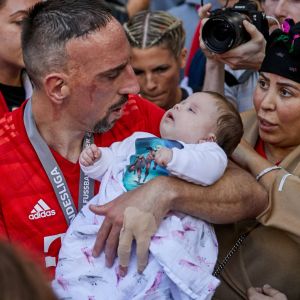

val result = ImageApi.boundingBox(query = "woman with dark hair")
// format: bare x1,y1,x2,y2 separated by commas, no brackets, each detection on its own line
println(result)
0,241,57,300
214,19,300,299
0,0,38,117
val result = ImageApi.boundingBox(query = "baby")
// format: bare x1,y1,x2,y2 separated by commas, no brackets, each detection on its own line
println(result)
53,91,243,300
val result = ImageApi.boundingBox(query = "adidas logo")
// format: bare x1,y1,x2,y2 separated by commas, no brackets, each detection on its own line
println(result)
28,199,56,220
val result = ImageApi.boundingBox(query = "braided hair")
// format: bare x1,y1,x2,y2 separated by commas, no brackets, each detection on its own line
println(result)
123,10,185,58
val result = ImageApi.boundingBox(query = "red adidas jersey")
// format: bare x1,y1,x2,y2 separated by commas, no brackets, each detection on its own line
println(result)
0,91,9,118
0,94,164,278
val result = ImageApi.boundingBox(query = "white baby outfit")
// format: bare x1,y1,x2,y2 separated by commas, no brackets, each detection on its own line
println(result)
52,132,227,300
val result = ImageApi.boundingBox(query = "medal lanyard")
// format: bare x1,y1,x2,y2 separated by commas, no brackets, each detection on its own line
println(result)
23,99,95,226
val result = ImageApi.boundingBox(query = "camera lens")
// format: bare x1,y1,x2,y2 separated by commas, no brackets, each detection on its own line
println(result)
202,12,249,54
213,24,231,41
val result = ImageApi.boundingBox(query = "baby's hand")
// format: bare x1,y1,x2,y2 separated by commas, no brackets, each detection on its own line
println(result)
79,144,101,167
154,148,172,167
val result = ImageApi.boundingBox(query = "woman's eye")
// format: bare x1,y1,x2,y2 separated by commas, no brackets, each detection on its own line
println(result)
280,88,292,97
258,79,268,89
155,66,169,74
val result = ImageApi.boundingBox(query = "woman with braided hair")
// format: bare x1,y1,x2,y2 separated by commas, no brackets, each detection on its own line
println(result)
123,10,192,110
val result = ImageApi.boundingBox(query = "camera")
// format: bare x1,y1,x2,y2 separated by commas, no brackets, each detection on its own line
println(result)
202,0,269,54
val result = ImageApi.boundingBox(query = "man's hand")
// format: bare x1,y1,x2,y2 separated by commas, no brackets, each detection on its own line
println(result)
89,177,172,275
118,207,157,275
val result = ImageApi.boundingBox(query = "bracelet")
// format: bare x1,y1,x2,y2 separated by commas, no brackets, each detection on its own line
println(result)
256,166,282,181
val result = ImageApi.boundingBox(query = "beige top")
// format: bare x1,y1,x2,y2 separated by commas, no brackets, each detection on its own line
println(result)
213,109,300,300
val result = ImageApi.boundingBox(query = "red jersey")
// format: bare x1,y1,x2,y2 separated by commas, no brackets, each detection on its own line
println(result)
0,94,164,277
0,91,9,118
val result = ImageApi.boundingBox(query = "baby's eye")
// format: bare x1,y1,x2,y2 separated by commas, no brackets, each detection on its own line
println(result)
188,107,195,113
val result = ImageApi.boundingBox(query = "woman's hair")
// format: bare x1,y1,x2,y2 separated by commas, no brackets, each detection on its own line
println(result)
21,0,113,89
123,10,185,58
0,241,58,300
0,0,6,9
204,91,243,156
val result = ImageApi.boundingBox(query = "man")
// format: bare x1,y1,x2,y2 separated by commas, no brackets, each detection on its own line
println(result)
0,0,163,277
0,0,265,288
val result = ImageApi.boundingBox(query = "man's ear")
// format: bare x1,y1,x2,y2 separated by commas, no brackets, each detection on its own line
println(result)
44,73,70,104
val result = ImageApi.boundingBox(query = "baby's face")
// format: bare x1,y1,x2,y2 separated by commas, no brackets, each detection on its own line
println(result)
159,92,219,144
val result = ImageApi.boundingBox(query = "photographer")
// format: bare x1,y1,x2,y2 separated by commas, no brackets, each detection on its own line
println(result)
200,0,300,101
199,0,266,112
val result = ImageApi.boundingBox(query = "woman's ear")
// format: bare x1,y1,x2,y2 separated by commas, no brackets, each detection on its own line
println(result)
43,73,70,104
179,47,188,69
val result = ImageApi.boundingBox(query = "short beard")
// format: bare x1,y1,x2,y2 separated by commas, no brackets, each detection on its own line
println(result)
93,95,128,134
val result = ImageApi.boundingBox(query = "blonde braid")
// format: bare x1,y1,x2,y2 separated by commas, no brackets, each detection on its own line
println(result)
123,10,185,57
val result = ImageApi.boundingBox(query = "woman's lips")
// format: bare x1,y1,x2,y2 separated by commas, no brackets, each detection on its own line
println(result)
258,117,278,132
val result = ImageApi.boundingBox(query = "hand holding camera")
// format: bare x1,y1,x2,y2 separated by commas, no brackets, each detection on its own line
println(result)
199,0,267,70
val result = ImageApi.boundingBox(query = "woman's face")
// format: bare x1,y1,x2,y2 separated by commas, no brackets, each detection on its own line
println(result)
0,0,40,72
254,72,300,148
131,46,186,110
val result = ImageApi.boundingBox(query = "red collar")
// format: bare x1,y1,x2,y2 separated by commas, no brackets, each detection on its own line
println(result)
255,137,281,165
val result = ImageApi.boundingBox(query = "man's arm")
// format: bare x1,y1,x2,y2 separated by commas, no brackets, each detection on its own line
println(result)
170,160,267,223
90,161,267,270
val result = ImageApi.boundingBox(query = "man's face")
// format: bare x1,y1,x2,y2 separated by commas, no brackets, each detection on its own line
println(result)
0,0,40,73
64,19,140,134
